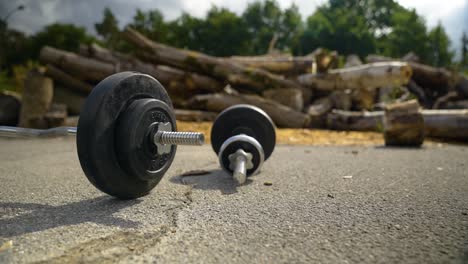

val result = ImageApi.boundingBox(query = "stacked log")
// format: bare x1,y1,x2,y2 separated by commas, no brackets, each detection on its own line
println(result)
10,27,463,142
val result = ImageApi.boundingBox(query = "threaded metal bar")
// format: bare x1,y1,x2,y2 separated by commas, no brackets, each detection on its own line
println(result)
154,131,204,146
0,126,77,138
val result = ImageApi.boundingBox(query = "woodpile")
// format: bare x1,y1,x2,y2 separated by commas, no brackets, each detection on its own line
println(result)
3,27,465,143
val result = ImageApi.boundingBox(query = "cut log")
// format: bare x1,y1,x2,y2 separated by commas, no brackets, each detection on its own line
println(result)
39,46,115,82
344,54,362,68
325,109,468,141
432,91,460,109
19,69,53,128
123,27,303,92
329,91,352,110
423,109,468,140
45,103,68,128
187,93,310,128
81,44,224,94
383,100,424,146
326,110,383,131
440,100,468,109
53,86,87,115
0,92,21,126
305,97,333,128
406,80,430,108
410,62,452,92
262,88,303,111
365,54,453,91
44,64,93,93
305,48,338,73
229,56,314,75
175,109,217,122
297,62,412,92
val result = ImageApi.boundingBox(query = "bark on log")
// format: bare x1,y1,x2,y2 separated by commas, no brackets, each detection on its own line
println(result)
423,109,468,140
0,92,21,126
325,109,468,141
44,64,93,93
39,46,114,82
187,93,310,128
344,54,363,68
305,97,333,128
406,80,430,108
326,110,383,131
53,86,87,115
365,55,453,91
123,27,303,92
440,100,468,109
262,88,303,111
45,103,68,128
19,69,53,128
81,44,224,93
175,109,217,122
229,56,314,75
432,91,460,109
297,62,412,92
383,100,424,146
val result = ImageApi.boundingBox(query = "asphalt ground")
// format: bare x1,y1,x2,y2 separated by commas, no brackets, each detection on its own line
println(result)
0,137,467,263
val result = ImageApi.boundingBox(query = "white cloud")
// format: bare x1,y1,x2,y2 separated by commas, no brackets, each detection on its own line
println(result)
1,0,466,55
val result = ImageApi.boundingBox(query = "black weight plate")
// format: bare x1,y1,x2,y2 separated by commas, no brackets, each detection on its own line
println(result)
77,72,175,199
115,98,176,181
211,104,276,160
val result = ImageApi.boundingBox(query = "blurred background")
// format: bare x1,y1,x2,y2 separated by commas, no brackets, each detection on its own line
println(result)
0,0,467,143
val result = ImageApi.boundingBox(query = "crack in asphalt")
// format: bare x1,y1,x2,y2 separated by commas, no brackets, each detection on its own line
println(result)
34,186,195,263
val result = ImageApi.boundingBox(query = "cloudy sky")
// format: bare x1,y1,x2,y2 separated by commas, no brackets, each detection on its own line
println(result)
1,0,467,56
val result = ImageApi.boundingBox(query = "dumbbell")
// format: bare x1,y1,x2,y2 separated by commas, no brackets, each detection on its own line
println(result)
0,72,204,199
210,105,276,184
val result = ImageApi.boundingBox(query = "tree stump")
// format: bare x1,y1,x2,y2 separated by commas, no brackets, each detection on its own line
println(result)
383,100,424,146
19,69,53,128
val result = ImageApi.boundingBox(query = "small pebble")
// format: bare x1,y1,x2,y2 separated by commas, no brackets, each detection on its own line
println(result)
264,182,273,186
327,194,335,198
351,150,358,155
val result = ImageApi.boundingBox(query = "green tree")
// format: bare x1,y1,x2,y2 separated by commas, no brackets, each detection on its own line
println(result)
301,5,376,57
197,7,250,56
462,32,468,66
130,9,169,43
427,22,453,67
95,7,120,49
380,7,430,61
166,13,204,51
242,0,302,55
32,23,94,56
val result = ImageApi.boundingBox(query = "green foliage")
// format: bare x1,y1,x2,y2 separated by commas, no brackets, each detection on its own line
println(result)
427,23,454,67
33,23,95,55
379,7,430,61
130,9,169,43
95,7,120,49
197,7,250,56
242,0,302,54
462,32,468,67
301,5,376,57
0,0,462,73
0,71,15,92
